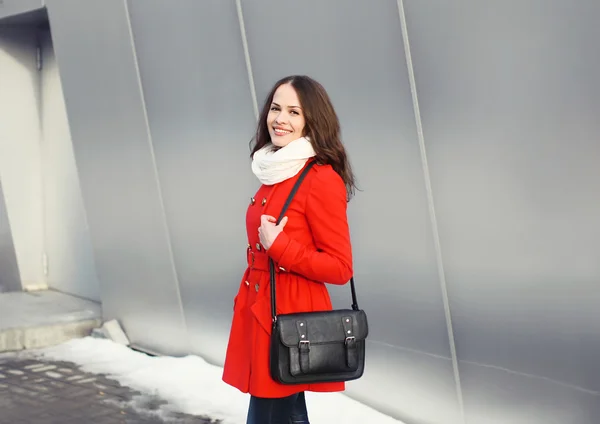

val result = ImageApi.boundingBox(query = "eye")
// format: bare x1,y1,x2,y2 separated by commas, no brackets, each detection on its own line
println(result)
270,106,280,112
290,110,300,116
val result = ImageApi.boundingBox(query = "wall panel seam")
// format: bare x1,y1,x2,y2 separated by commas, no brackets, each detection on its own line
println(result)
122,0,190,349
396,1,466,422
236,0,259,120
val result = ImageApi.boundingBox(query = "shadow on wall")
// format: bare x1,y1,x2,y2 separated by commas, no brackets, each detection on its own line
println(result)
0,180,21,292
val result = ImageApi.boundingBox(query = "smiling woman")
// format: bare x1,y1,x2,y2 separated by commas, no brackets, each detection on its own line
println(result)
223,75,358,424
267,84,306,147
250,75,356,199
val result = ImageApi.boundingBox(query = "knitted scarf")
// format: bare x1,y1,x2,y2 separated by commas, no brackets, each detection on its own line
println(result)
251,137,316,185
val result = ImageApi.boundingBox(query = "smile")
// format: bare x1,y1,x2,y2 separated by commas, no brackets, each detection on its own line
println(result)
273,128,292,136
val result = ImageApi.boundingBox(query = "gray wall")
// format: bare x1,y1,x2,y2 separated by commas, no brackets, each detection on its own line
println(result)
404,1,600,422
125,0,258,362
39,29,101,300
46,0,189,355
2,0,599,423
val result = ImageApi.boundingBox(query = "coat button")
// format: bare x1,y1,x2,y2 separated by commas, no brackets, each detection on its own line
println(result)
279,266,286,272
245,280,250,286
250,197,255,205
261,198,267,206
255,283,260,292
256,243,261,251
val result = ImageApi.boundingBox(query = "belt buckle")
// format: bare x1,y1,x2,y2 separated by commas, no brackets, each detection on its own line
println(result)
247,246,255,268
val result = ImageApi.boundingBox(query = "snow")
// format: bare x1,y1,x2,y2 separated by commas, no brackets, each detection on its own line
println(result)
36,337,404,424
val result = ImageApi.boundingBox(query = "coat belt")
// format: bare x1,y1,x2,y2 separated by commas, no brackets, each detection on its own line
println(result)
246,247,282,272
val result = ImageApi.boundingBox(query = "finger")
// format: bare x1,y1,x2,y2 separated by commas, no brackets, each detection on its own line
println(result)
278,216,289,228
261,215,277,224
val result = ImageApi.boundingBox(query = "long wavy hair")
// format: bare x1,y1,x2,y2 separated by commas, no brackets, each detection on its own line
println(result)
250,75,357,200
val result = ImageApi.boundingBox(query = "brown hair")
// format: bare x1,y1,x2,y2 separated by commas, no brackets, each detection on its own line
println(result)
250,75,357,200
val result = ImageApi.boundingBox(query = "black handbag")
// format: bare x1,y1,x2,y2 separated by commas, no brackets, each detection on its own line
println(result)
269,161,368,384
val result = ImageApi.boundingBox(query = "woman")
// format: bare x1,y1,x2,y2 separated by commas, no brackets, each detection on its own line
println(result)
222,75,357,424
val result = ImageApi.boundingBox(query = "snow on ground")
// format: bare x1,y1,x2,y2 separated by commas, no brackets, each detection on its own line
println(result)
36,337,404,424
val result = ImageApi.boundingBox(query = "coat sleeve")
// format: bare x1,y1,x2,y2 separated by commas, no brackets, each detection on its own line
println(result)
267,167,353,285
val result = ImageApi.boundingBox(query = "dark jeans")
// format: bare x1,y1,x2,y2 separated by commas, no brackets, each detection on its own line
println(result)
246,391,310,424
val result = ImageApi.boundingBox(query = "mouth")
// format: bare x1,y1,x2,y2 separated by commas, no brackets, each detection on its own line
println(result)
272,127,292,137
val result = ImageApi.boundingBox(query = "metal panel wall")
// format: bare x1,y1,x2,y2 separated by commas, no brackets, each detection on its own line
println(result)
37,0,600,422
242,1,460,422
46,0,189,355
125,0,258,363
39,29,101,301
404,0,600,423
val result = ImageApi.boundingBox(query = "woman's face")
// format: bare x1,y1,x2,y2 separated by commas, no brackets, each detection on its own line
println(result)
267,83,306,147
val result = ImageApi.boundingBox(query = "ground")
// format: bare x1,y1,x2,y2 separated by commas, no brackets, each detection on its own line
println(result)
0,353,219,424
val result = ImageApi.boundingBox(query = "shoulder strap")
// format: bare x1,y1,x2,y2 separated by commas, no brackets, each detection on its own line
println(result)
269,162,359,325
273,161,315,225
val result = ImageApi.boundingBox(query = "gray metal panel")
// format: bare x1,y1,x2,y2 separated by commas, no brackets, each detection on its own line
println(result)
0,180,21,292
0,0,43,20
126,0,257,363
404,0,600,422
45,0,189,355
39,30,101,301
243,0,459,421
361,342,462,424
458,362,600,424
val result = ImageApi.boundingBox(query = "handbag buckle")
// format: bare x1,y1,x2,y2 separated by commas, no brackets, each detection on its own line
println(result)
299,340,310,350
345,336,356,346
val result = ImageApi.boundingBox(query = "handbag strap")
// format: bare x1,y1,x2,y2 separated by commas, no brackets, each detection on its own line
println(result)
269,161,360,324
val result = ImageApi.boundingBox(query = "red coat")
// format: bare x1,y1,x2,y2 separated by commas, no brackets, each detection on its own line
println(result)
222,161,353,398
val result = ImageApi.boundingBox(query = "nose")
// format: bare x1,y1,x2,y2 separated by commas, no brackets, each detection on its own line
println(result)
274,111,288,124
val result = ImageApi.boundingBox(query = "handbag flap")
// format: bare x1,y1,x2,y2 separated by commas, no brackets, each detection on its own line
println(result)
276,309,368,347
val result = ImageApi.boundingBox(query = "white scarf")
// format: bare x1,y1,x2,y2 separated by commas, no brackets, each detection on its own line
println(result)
251,137,316,185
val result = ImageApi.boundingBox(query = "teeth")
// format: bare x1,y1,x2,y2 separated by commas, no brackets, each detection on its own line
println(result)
274,128,291,135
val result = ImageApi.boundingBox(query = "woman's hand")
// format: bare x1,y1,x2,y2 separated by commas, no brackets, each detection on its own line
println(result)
258,215,288,250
